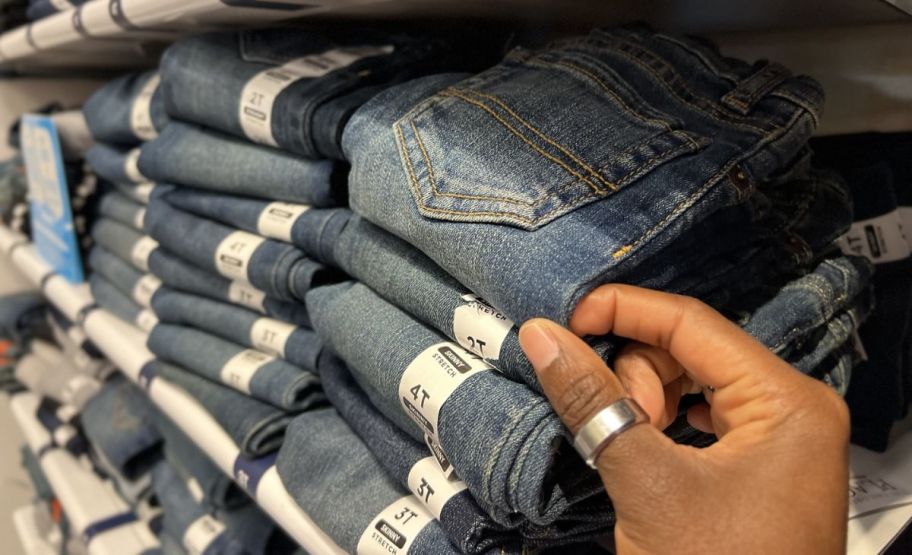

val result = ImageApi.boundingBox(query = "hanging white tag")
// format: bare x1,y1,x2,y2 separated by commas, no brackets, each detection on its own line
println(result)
836,210,911,264
452,294,514,361
239,46,394,146
132,274,162,308
123,148,144,183
129,236,159,272
406,456,468,519
214,231,265,282
249,318,296,358
356,495,433,555
228,281,267,313
220,349,275,395
256,202,310,243
130,74,160,141
398,342,492,472
182,514,226,555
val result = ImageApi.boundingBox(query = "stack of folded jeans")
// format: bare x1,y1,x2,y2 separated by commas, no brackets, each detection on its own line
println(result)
280,25,876,548
812,133,912,451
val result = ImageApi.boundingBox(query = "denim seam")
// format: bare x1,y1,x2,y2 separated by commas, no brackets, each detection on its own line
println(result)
480,397,543,514
770,90,821,128
588,36,778,135
653,33,741,84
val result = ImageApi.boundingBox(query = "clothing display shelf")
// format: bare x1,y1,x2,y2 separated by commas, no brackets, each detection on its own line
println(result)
10,392,159,555
0,224,346,555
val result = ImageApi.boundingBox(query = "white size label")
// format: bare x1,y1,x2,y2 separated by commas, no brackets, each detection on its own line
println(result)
49,0,72,11
228,281,267,313
186,478,205,504
452,294,514,361
250,317,296,358
407,457,468,520
214,231,265,282
133,183,155,204
135,309,158,332
901,207,912,248
130,74,160,141
182,514,226,555
134,207,147,231
239,46,394,146
398,342,492,470
132,274,161,307
130,236,158,272
356,496,433,555
256,202,310,243
220,349,275,395
124,148,144,183
836,210,911,264
849,474,912,519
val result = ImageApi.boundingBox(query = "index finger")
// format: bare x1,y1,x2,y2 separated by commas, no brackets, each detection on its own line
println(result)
569,284,793,390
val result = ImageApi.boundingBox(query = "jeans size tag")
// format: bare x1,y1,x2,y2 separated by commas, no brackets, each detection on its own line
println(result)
407,456,468,519
356,495,433,555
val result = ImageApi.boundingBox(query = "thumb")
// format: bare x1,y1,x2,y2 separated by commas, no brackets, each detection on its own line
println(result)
519,319,685,500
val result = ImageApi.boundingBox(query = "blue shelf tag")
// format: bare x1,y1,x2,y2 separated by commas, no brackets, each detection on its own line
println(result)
20,115,84,284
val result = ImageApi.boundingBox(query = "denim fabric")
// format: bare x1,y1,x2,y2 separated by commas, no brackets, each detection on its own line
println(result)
0,292,46,344
147,247,312,327
113,181,160,206
90,274,146,326
90,218,151,273
145,199,340,302
216,502,299,555
155,414,248,510
155,361,296,457
320,354,619,550
160,186,351,267
138,123,343,206
151,288,320,369
307,281,604,526
87,144,144,185
26,0,83,21
343,27,824,326
276,407,465,554
147,323,322,411
98,191,146,231
81,375,163,480
89,442,155,507
88,246,147,303
151,463,247,555
159,26,505,160
83,71,169,145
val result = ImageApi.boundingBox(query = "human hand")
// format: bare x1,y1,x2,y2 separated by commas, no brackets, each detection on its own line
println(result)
519,284,849,554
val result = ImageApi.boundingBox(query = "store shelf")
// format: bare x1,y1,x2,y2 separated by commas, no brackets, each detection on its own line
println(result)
0,224,344,555
10,392,159,555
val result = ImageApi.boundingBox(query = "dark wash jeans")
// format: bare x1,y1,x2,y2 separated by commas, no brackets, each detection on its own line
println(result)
342,26,824,326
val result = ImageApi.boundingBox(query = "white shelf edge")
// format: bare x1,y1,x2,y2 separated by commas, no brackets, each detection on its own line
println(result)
0,224,344,555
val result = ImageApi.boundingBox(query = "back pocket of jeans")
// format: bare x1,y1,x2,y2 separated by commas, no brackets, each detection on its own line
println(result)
394,51,711,231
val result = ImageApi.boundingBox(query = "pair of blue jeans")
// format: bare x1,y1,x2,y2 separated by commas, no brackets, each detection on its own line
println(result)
153,361,298,457
138,123,345,206
144,198,341,302
83,71,169,146
147,323,322,412
151,287,320,369
86,143,146,186
88,245,154,307
342,26,824,326
80,375,163,480
159,26,507,160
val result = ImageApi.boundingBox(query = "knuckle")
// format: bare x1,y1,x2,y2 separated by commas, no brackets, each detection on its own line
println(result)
555,370,614,431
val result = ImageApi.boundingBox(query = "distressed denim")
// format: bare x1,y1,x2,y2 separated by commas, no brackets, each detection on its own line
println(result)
138,123,344,206
98,191,146,232
276,407,467,554
343,26,824,325
307,281,604,526
154,361,297,457
320,354,612,550
147,247,312,327
81,375,163,480
86,144,145,185
159,186,351,267
147,323,322,411
155,413,248,510
151,462,247,555
145,199,340,302
151,288,320,369
83,71,169,145
159,26,505,160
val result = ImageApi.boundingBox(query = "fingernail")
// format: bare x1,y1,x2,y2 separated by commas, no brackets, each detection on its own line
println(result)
521,321,561,369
